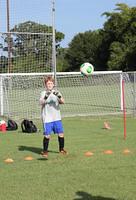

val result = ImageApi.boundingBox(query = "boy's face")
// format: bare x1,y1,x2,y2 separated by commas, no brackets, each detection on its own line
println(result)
46,80,54,90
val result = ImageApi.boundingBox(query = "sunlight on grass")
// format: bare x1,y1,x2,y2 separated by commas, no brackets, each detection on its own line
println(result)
0,117,136,200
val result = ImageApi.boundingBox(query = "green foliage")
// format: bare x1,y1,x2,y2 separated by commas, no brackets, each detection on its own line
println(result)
102,4,136,71
0,21,65,73
11,20,51,33
108,42,126,71
65,30,103,71
0,56,8,73
56,48,69,72
64,3,136,72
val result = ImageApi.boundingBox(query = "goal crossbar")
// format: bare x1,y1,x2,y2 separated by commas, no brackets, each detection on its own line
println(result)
0,71,122,76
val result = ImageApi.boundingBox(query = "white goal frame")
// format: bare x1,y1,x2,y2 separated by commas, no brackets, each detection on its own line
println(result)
0,71,125,120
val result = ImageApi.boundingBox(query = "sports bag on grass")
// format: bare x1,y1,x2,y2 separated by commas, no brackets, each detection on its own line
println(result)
6,119,18,131
21,119,37,133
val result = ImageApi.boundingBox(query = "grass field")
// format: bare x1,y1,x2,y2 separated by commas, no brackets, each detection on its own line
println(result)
0,117,136,200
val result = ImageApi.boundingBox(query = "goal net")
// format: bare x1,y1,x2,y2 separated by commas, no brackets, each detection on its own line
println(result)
0,32,53,73
0,0,53,73
1,71,135,121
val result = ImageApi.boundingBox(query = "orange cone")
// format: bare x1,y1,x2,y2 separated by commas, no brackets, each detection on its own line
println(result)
104,150,113,154
24,156,34,161
123,149,131,154
4,158,14,163
84,151,94,157
104,122,111,130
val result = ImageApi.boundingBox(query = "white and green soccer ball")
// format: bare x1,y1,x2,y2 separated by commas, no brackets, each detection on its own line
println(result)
80,62,94,76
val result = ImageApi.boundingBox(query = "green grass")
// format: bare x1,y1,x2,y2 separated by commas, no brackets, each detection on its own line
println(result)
0,117,136,200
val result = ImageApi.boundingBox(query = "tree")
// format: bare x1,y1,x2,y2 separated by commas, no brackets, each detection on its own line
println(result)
56,47,69,72
2,21,65,72
65,30,103,71
0,56,8,73
64,3,136,72
102,3,136,71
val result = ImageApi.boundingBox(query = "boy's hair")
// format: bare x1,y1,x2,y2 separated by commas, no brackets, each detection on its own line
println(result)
44,76,54,85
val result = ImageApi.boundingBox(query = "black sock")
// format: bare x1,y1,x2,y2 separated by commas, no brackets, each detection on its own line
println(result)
58,136,64,151
43,137,49,152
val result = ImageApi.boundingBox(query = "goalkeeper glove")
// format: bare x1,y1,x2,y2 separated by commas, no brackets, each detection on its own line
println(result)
44,91,51,100
53,90,62,99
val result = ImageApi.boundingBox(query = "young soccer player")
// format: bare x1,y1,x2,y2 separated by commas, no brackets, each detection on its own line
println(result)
39,76,67,158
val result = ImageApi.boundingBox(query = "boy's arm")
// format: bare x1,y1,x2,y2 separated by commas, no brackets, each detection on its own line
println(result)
39,91,51,105
53,90,64,104
59,97,64,104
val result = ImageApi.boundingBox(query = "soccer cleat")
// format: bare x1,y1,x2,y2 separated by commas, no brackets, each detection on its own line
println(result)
41,151,48,158
59,149,68,155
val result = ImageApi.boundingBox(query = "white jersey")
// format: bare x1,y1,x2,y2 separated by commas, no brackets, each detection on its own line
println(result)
40,90,62,123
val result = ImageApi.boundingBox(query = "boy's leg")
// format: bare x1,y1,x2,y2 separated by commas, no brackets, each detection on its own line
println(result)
42,136,50,158
58,134,67,154
58,133,65,152
43,136,50,152
42,122,52,157
54,120,67,154
53,120,64,152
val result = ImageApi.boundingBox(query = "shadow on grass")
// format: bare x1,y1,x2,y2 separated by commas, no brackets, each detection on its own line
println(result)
74,191,116,200
37,158,48,161
18,145,59,155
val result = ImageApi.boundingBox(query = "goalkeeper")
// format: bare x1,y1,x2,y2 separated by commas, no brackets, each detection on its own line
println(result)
39,76,67,158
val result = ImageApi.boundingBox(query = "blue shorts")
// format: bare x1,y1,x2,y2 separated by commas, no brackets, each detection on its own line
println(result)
43,120,64,135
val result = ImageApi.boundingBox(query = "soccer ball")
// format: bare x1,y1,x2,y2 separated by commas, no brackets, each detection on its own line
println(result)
80,62,94,76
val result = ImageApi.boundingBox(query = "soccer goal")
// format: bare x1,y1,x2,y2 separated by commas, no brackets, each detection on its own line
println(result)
1,71,135,121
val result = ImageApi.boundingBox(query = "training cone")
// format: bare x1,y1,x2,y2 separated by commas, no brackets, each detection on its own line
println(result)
24,156,34,161
4,158,14,163
104,122,111,130
123,149,131,154
84,151,94,157
104,150,113,154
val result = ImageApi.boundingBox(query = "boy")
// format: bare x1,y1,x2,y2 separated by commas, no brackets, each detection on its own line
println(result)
39,76,67,158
